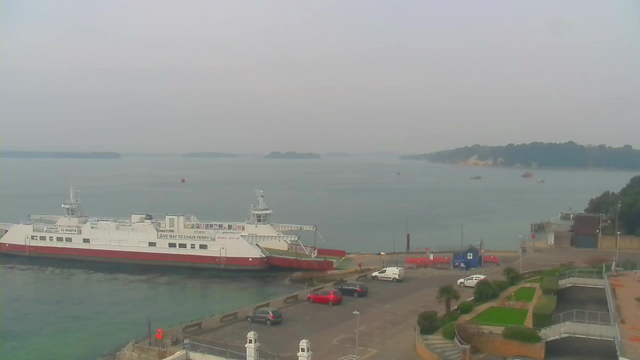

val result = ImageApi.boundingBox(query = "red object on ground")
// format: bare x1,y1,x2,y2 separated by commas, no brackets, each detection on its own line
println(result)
532,234,536,239
156,329,164,340
406,256,452,266
307,290,343,305
483,255,500,265
181,178,186,183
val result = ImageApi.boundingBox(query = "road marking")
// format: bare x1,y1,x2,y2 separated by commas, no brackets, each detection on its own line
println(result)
332,335,347,344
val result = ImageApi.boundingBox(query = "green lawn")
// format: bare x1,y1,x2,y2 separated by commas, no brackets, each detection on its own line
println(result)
472,307,528,327
514,287,536,302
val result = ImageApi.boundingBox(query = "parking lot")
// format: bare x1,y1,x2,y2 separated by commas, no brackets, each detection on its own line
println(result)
196,268,478,359
194,247,639,359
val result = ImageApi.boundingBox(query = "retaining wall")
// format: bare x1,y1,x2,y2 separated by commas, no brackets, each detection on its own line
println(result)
467,333,545,360
599,235,640,251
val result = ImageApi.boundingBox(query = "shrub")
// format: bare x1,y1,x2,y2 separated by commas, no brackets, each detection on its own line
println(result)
541,275,559,295
503,266,522,285
457,301,474,315
474,279,499,303
502,326,542,343
441,311,460,325
441,322,456,340
532,294,557,328
491,279,510,293
417,311,441,335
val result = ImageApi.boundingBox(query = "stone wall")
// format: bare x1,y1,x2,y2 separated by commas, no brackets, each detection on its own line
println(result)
467,333,545,360
599,235,640,251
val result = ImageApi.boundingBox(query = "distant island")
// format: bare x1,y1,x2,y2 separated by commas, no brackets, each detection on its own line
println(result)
325,152,350,158
1,151,121,159
264,151,321,159
401,142,640,170
183,152,244,158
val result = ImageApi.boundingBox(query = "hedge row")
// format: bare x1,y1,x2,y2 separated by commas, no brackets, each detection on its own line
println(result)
532,294,557,328
541,275,559,295
502,326,542,343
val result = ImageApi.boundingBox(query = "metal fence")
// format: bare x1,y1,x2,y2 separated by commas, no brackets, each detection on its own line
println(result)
185,338,299,360
603,263,640,360
558,268,604,280
551,310,611,326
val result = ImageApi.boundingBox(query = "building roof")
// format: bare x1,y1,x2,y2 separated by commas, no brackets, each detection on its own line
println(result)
573,213,601,234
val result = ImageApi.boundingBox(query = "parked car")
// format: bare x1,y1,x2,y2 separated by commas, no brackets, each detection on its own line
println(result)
456,274,487,287
371,267,405,282
247,307,283,326
336,282,369,297
307,289,343,306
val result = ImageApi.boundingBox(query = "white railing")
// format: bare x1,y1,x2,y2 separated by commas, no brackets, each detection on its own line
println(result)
603,263,640,360
0,223,16,231
272,224,316,232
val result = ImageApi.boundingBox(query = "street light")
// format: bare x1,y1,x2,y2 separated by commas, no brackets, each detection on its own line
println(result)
353,310,360,359
616,231,621,263
518,236,523,273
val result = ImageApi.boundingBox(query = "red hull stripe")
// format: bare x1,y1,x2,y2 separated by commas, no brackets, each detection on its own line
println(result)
1,243,267,268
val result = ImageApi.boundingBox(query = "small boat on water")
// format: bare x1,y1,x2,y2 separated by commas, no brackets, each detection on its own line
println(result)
471,176,482,180
521,172,533,178
538,179,545,183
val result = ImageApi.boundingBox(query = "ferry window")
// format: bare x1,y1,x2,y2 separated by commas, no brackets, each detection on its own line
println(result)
65,237,72,242
190,244,196,249
39,236,46,240
49,237,53,241
168,243,177,248
199,244,208,250
178,243,187,249
149,242,157,247
31,235,38,240
83,238,90,244
56,237,63,242
169,218,175,228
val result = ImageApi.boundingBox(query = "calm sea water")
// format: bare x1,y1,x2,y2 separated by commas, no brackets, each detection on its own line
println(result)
0,157,636,360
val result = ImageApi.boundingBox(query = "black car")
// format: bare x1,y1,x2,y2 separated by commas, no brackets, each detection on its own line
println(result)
247,307,283,326
336,282,369,297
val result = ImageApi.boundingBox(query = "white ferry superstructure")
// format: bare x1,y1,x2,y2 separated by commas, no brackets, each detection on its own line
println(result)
0,188,331,270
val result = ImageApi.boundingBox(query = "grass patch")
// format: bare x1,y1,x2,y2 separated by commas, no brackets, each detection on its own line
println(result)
525,277,541,284
514,287,536,302
472,307,528,327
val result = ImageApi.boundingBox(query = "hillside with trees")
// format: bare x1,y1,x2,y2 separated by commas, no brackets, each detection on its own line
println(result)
585,175,640,236
401,142,640,170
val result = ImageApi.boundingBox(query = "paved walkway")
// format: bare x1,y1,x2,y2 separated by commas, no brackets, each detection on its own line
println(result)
524,285,541,328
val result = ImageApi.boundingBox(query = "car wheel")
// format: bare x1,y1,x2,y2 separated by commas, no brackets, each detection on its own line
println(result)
458,282,464,287
353,292,359,298
328,300,334,306
266,320,272,326
308,298,314,303
392,278,397,283
372,276,378,280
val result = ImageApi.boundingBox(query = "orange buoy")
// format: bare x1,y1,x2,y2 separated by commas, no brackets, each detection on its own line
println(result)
181,178,185,183
155,329,164,340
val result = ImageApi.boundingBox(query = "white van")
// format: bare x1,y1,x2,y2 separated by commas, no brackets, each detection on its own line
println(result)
371,267,405,282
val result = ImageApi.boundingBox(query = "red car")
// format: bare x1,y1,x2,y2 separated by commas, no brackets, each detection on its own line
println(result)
307,289,343,306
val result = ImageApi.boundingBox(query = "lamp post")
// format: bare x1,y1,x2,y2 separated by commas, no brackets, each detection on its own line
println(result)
518,236,523,273
353,310,360,359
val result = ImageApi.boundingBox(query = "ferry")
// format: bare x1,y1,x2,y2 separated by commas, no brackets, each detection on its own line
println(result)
0,189,343,270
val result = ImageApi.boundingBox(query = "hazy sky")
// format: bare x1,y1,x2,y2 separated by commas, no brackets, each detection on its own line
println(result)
2,1,640,154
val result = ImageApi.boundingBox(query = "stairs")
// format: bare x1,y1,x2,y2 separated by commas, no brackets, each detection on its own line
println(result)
421,336,461,360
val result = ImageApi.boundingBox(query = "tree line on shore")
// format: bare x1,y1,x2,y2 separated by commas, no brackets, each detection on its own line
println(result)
585,175,640,236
